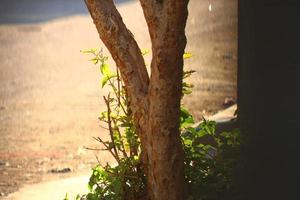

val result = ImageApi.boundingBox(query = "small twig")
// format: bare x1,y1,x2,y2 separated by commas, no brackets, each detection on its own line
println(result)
98,124,109,130
108,78,127,115
116,69,128,115
112,118,128,158
105,168,139,180
98,117,109,123
104,95,120,162
93,136,120,163
84,146,105,151
95,155,103,167
117,68,121,103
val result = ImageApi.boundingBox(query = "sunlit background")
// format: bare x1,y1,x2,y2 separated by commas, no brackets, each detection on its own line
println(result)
0,0,237,199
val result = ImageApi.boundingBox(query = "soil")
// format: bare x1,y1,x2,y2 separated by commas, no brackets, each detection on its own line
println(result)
0,0,237,198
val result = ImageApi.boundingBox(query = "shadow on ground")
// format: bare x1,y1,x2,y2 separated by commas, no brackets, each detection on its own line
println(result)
0,0,134,24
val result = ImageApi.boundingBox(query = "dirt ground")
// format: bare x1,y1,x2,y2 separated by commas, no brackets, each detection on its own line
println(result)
0,0,237,198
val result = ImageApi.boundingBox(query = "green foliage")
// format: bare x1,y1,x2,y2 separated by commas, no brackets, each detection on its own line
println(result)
182,119,240,200
182,53,196,95
75,48,145,200
68,49,240,200
180,107,195,129
82,157,145,200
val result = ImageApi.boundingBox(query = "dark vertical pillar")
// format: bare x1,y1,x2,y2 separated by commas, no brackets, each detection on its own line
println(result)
238,0,300,199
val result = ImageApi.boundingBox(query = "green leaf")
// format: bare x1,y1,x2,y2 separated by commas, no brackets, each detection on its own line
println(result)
141,49,150,56
183,82,194,88
100,63,111,76
111,178,122,195
180,107,195,128
99,111,108,121
220,132,231,138
184,138,193,146
180,107,192,120
183,52,193,59
89,57,99,64
101,74,117,88
181,117,194,128
86,193,99,200
182,88,193,95
75,194,81,200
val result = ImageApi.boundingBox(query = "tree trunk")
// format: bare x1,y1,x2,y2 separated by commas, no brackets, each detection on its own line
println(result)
84,0,189,199
140,1,189,199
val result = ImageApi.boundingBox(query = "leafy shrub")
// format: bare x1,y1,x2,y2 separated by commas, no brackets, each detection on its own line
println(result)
65,49,240,200
181,115,240,199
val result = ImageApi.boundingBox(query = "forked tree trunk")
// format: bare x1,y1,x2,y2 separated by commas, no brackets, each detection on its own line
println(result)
84,0,189,199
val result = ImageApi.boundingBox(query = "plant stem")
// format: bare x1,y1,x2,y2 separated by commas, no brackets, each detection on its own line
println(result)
112,118,128,158
104,95,120,163
93,136,120,164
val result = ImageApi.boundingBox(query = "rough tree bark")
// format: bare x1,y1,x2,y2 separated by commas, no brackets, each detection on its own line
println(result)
84,0,189,199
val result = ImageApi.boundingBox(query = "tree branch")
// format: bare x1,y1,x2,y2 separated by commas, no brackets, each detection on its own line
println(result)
84,0,149,113
139,1,189,199
85,0,151,175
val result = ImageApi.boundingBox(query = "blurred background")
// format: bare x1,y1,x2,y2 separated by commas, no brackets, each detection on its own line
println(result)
0,0,237,198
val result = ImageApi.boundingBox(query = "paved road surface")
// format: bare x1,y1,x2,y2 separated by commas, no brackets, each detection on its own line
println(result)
0,0,132,24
